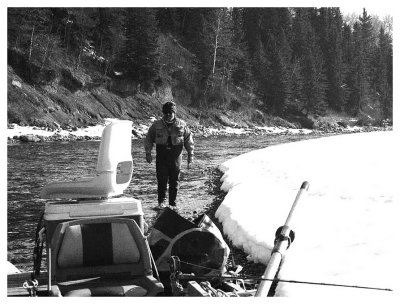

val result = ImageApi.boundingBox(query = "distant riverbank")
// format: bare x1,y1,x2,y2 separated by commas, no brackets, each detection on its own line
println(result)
6,118,390,143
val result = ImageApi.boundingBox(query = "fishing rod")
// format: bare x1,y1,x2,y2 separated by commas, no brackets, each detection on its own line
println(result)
172,259,392,292
170,181,393,294
173,272,392,292
255,181,309,297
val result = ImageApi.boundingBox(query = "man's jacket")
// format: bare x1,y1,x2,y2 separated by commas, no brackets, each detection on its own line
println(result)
144,118,194,167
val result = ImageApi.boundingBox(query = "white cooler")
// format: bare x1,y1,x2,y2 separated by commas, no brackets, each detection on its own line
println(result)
43,197,144,245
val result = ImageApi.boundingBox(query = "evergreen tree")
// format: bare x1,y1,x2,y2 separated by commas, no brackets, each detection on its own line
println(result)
242,8,271,111
242,8,293,114
372,27,393,120
178,8,216,85
292,8,327,115
359,9,375,82
269,29,292,115
230,8,254,89
323,8,345,111
92,8,126,75
242,8,262,59
346,22,362,115
124,8,159,89
156,8,180,34
348,9,375,115
261,8,293,115
341,22,353,113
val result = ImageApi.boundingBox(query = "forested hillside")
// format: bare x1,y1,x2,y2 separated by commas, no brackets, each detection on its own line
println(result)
7,7,393,130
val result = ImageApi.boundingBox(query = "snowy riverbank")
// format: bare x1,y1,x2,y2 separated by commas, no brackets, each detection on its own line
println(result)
6,117,387,143
215,130,398,297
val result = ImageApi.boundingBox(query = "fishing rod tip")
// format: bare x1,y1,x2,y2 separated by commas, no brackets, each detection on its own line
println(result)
301,181,310,191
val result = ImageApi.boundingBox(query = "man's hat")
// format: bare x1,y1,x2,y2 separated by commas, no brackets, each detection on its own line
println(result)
162,101,177,114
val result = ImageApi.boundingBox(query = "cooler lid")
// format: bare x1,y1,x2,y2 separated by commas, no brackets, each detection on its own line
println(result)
44,197,143,221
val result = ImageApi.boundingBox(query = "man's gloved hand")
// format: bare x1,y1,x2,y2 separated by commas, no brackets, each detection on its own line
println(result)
187,154,193,169
146,153,152,164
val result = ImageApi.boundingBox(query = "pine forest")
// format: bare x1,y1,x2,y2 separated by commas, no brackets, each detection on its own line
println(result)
7,7,393,125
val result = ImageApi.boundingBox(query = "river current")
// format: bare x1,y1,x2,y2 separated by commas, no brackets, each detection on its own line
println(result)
7,133,325,271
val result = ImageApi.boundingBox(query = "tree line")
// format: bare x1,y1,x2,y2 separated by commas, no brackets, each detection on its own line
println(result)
7,7,393,121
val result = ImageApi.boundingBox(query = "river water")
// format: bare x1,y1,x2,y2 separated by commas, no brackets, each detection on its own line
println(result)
7,133,327,272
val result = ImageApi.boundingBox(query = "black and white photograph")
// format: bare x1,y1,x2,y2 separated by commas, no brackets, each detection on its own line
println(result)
4,1,397,298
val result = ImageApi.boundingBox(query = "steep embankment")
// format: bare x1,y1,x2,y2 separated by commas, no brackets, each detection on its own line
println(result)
8,47,386,144
7,52,199,131
7,48,264,138
5,53,266,142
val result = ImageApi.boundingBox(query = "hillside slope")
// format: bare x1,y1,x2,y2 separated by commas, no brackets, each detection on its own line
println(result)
7,62,197,130
7,42,381,139
6,49,291,134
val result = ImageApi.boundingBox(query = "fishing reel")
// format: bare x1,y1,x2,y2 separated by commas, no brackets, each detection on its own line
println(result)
168,256,191,296
169,256,197,281
169,256,182,274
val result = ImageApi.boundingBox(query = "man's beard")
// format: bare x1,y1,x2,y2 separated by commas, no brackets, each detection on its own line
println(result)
164,116,175,123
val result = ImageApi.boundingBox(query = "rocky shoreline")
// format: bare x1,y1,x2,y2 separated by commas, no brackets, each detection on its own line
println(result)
7,120,392,144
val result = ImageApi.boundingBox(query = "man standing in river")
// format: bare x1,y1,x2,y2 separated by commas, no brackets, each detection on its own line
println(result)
144,101,194,209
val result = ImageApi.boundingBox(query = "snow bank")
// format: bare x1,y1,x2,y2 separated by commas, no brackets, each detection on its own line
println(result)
8,119,374,142
216,131,398,297
6,123,106,138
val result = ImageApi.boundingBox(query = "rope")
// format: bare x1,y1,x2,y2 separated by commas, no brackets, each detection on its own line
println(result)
179,259,218,271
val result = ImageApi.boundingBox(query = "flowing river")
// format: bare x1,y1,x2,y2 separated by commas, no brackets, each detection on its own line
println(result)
7,132,328,272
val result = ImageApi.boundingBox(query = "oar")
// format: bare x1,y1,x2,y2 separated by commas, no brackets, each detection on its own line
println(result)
255,181,309,297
